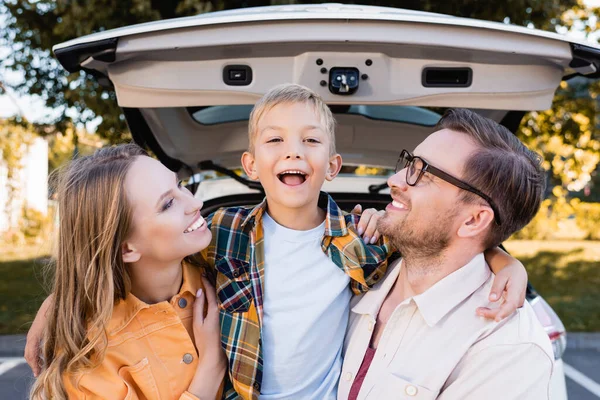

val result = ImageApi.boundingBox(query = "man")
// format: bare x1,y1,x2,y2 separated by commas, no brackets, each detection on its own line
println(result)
338,108,553,400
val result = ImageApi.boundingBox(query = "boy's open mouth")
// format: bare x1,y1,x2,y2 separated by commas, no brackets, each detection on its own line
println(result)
277,170,307,186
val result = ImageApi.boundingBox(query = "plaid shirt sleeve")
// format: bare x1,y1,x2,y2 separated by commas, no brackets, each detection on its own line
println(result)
341,212,400,294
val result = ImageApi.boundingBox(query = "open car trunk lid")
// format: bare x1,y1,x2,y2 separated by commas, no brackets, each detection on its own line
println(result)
52,4,600,172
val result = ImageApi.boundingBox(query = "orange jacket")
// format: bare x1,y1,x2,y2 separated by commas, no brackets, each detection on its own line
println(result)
63,261,221,399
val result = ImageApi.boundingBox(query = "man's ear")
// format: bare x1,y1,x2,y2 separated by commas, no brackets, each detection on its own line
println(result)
121,241,141,264
241,151,259,180
457,205,495,239
325,153,343,181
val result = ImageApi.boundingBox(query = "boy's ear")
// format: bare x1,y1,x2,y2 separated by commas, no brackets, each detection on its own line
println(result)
121,241,141,264
241,151,259,180
326,153,343,181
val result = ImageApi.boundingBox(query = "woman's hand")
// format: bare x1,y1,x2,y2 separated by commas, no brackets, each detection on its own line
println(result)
352,204,386,244
25,294,53,377
188,276,226,400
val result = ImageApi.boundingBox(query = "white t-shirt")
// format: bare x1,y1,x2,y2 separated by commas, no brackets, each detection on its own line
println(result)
259,212,352,400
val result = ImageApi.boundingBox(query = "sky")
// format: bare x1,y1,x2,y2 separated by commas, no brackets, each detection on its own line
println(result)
1,1,600,128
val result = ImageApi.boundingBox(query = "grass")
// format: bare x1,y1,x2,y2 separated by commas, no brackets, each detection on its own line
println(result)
504,240,600,332
0,240,598,334
0,242,51,335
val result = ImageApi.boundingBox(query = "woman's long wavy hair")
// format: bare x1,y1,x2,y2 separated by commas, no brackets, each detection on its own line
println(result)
30,144,148,399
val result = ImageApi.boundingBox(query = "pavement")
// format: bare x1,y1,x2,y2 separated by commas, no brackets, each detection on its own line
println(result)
1,333,600,399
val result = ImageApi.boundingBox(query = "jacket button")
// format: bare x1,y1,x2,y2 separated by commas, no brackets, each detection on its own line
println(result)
367,321,374,332
344,372,353,381
233,270,240,278
253,382,260,390
405,385,418,396
182,353,193,364
373,274,380,281
178,298,188,308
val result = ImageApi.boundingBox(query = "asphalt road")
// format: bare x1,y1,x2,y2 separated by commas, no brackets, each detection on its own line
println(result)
1,349,599,399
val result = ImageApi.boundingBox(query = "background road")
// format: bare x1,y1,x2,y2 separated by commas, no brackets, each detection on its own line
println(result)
1,348,599,399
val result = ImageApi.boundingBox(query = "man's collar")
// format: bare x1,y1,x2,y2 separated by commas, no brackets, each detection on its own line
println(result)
412,253,490,327
351,258,402,317
352,254,491,327
108,261,201,335
240,192,349,237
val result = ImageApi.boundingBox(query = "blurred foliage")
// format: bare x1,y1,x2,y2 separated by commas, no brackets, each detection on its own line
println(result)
0,118,35,236
575,201,600,239
0,119,59,245
518,79,600,195
19,206,51,239
512,197,600,240
47,125,105,173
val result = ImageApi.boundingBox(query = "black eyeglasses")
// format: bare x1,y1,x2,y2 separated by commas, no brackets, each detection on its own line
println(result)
395,149,502,226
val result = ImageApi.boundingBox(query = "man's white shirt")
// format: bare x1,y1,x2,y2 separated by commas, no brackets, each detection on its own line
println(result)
338,254,554,400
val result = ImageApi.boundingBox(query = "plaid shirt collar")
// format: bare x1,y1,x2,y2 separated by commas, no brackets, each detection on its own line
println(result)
240,191,349,237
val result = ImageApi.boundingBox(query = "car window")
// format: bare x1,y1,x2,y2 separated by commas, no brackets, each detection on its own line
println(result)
188,105,442,126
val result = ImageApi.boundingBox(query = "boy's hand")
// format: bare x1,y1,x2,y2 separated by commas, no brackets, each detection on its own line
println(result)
352,204,385,244
476,262,527,322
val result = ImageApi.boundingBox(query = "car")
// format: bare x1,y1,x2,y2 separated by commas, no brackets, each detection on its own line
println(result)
52,4,600,398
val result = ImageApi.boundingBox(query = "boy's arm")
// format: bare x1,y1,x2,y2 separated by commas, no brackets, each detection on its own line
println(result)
346,209,399,294
480,247,528,322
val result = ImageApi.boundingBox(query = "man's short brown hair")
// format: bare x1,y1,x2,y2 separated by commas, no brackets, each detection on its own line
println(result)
435,108,546,249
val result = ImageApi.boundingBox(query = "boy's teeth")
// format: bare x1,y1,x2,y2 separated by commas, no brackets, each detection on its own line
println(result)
392,200,406,209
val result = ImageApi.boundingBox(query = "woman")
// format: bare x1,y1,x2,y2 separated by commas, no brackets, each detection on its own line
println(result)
30,144,225,400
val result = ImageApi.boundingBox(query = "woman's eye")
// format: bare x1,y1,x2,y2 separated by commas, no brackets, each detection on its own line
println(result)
267,138,282,143
305,138,320,143
162,198,174,212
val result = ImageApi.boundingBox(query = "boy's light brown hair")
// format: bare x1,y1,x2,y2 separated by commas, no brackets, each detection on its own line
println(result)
247,83,337,155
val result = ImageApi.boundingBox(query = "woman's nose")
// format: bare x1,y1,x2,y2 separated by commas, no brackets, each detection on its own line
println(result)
186,197,204,215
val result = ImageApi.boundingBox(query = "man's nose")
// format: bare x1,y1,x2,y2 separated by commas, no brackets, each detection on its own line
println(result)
387,169,409,191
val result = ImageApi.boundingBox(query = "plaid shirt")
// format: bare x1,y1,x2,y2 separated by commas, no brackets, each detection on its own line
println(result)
200,192,396,400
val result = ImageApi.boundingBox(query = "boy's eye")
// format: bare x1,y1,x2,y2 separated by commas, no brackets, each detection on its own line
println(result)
305,138,320,143
267,137,282,143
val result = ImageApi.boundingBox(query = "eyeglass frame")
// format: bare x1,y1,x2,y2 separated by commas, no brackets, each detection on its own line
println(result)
395,149,502,226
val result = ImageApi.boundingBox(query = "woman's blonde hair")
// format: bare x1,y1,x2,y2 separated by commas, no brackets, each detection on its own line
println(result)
247,83,337,155
30,144,147,399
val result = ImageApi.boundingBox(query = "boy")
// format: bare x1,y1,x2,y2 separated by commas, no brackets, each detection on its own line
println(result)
26,84,527,400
